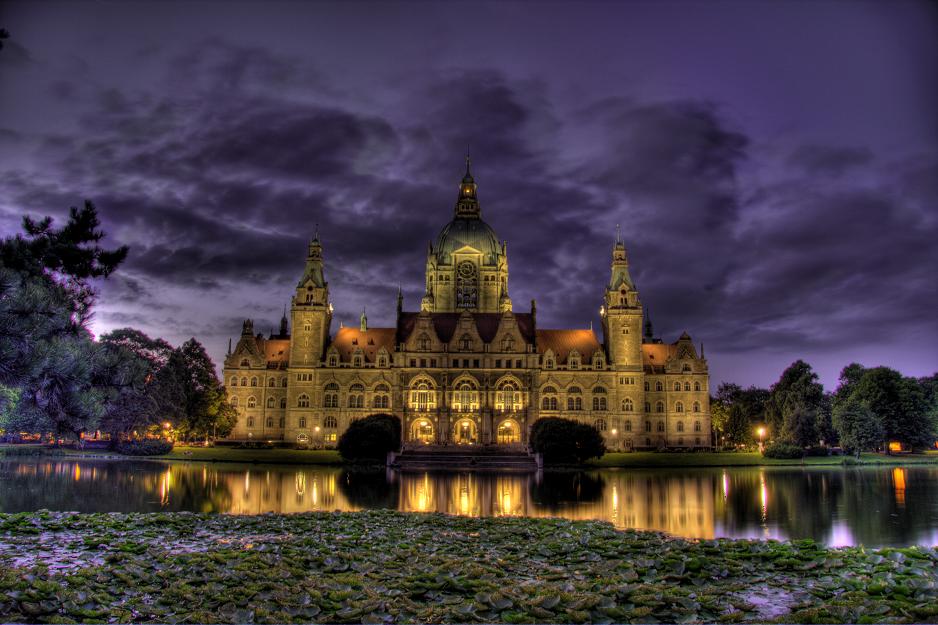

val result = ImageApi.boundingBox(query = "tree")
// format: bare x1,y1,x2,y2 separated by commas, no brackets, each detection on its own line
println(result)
766,360,826,447
162,339,236,442
338,413,401,461
530,417,606,465
832,397,883,459
844,367,934,452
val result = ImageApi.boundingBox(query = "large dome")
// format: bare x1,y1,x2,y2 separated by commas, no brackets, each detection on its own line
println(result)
435,216,500,265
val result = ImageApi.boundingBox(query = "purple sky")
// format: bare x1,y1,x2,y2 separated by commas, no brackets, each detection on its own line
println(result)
1,0,936,390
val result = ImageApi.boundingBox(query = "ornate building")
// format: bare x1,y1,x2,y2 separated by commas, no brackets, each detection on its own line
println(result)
223,159,711,450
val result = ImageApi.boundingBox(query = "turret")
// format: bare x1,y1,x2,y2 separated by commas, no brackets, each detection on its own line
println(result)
600,229,643,367
360,307,368,332
289,232,333,367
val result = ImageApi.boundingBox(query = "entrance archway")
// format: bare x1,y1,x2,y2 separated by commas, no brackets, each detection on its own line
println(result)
496,419,521,444
453,418,478,445
411,419,434,444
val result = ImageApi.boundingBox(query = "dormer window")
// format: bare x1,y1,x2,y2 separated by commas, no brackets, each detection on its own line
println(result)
240,359,250,367
328,355,338,367
352,354,363,367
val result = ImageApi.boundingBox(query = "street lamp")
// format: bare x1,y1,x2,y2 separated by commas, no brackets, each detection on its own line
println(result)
757,426,766,451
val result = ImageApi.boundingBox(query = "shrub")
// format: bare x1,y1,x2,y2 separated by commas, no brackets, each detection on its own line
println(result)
530,417,606,465
115,439,174,456
804,445,830,457
762,442,804,459
337,413,401,462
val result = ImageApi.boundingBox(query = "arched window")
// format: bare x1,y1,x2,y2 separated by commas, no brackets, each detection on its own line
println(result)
644,381,650,391
350,383,365,392
348,394,364,408
656,401,664,413
592,386,607,395
266,416,273,428
411,381,435,411
240,359,250,367
251,377,258,387
545,357,555,370
328,355,338,367
241,377,248,386
496,381,521,412
501,336,514,352
282,378,288,387
266,397,275,409
373,395,389,409
298,394,310,408
644,402,651,412
453,380,479,412
299,417,307,429
247,417,255,427
352,355,363,368
568,385,582,394
592,396,607,411
594,418,607,432
459,334,472,351
231,396,239,407
655,381,663,392
677,421,685,432
541,396,558,410
657,421,665,432
683,363,691,372
693,401,701,413
325,382,339,391
645,437,652,447
268,378,275,387
675,402,684,413
644,420,651,432
622,398,634,412
543,385,557,394
695,420,702,432
374,383,390,393
378,355,388,367
684,382,691,391
568,353,580,370
324,415,338,429
230,377,238,387
323,382,339,408
417,333,431,351
279,416,285,428
625,420,632,432
694,381,701,392
280,398,287,409
247,396,256,408
674,382,681,391
567,396,583,411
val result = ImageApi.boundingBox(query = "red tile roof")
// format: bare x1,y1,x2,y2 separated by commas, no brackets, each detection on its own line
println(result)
329,327,396,363
536,329,602,363
397,312,536,345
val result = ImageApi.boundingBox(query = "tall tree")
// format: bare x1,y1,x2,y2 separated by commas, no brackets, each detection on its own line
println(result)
766,360,826,447
163,338,236,442
845,367,934,452
832,397,883,459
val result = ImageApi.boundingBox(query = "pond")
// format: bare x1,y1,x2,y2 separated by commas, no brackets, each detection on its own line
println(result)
1,458,936,547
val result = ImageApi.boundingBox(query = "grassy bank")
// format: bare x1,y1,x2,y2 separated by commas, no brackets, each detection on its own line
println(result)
1,510,936,624
0,444,343,465
589,451,938,468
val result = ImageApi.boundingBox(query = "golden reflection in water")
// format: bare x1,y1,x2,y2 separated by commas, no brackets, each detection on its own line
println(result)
722,471,729,501
893,468,906,508
159,468,171,506
74,464,81,482
759,470,768,536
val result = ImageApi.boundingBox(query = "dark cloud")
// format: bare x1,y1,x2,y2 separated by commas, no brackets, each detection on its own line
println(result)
787,145,873,177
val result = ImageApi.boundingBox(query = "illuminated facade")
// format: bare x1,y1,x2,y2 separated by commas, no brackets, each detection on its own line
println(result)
224,159,711,449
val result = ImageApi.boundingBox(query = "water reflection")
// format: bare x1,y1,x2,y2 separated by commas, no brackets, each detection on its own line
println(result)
2,459,938,547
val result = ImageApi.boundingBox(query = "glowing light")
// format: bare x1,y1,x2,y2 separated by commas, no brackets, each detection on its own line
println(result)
315,426,321,432
722,471,729,500
611,428,618,435
893,468,907,507
889,441,903,453
163,422,172,429
73,464,81,481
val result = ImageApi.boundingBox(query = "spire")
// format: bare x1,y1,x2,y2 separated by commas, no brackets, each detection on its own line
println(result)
700,342,705,359
396,284,403,316
644,307,653,339
279,305,288,336
615,223,621,245
227,337,232,356
360,307,368,332
455,150,480,218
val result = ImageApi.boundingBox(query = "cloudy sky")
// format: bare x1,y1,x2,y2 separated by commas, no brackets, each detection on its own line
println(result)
1,0,936,389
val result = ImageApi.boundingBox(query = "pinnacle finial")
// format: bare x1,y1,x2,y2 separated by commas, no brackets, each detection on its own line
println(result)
615,223,621,244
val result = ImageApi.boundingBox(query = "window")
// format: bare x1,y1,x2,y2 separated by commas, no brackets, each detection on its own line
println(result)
352,355,363,367
567,396,583,411
675,402,684,413
247,417,255,427
240,359,250,367
299,417,307,429
625,420,632,432
644,402,651,412
657,421,665,432
684,382,691,391
569,355,580,370
230,377,237,386
645,421,651,432
453,381,479,411
644,381,650,391
694,420,701,432
348,395,363,408
282,378,288,387
677,421,684,432
323,392,338,408
375,383,390,393
324,415,338,429
501,336,514,352
241,377,248,386
378,355,388,367
280,398,287,409
328,355,338,367
231,396,239,407
247,396,256,408
656,401,664,413
411,381,435,411
417,333,431,351
350,383,365,392
251,377,258,387
545,358,555,370
543,385,557,394
693,401,701,413
279,416,285,428
694,381,701,392
655,381,663,392
541,396,558,410
594,418,607,432
496,381,522,412
459,334,473,351
674,382,681,391
298,394,310,408
373,395,389,409
266,416,273,428
325,382,339,391
695,436,701,446
266,397,275,409
592,396,607,411
622,398,634,412
268,378,275,387
683,363,691,372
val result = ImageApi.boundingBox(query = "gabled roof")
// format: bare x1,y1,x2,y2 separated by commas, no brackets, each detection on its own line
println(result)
329,327,396,362
263,339,290,365
536,329,602,363
397,312,536,345
641,342,676,369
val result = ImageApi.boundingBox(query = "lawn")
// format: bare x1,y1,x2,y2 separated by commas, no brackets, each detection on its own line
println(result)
1,510,936,623
588,450,938,468
0,444,342,465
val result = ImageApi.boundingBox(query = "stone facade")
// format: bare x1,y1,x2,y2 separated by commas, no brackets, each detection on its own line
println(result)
223,160,711,450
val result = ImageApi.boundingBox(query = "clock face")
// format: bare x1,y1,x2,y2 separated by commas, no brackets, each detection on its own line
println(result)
457,261,475,278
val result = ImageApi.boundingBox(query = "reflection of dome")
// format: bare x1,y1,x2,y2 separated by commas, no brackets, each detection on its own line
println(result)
435,217,500,265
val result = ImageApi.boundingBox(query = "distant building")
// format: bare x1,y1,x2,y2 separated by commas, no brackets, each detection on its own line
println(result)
224,159,711,450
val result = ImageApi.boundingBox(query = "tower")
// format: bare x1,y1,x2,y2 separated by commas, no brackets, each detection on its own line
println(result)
289,233,333,367
600,226,643,366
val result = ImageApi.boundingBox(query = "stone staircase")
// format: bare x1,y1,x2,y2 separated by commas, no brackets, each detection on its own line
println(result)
390,445,540,472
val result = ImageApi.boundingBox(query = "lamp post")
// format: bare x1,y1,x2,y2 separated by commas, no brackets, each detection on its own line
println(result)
757,426,766,452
